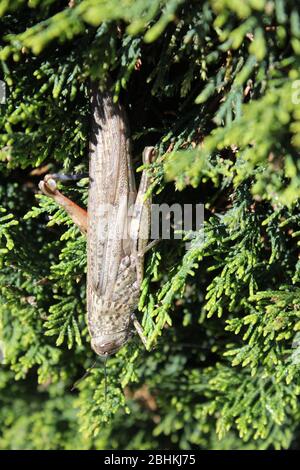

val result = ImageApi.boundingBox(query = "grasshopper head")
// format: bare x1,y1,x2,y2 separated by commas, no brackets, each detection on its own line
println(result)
91,331,130,357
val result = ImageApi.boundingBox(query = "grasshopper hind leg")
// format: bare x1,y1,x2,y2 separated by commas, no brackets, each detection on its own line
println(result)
39,174,88,235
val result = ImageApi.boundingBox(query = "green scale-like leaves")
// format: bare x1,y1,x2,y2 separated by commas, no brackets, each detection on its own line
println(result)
0,0,300,450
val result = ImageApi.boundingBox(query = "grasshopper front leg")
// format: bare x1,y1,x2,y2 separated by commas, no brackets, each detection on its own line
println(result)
39,175,88,235
131,313,148,349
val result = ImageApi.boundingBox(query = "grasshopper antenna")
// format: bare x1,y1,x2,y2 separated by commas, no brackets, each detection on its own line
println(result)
71,359,98,391
104,354,108,401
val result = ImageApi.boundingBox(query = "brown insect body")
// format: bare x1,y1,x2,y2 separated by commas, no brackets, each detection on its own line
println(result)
39,83,153,357
88,85,141,356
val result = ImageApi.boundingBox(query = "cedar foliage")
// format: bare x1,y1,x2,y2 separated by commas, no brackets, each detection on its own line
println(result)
1,0,300,450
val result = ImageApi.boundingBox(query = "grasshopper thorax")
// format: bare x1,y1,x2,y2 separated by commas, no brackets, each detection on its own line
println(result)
87,294,136,357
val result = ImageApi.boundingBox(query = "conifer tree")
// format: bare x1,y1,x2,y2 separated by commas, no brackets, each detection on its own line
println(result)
0,0,300,450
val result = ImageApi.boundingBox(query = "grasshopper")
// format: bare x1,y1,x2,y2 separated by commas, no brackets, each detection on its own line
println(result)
39,82,155,357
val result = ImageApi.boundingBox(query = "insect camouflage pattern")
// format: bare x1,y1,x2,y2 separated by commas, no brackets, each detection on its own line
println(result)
39,82,155,357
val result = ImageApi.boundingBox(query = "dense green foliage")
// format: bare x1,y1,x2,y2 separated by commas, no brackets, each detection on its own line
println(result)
1,0,300,450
